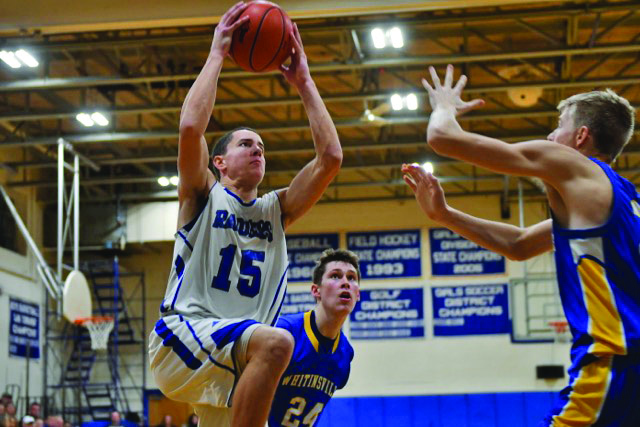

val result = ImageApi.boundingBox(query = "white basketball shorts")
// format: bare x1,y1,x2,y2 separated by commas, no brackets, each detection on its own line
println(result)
149,314,261,416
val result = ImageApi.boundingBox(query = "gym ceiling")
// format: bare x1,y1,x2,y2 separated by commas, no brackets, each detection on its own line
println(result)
1,0,639,205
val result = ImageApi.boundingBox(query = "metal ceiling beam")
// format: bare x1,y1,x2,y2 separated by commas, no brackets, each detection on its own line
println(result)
3,76,640,123
7,169,505,189
0,112,530,148
2,43,640,93
11,155,640,189
12,100,640,149
41,187,553,205
2,104,638,150
4,1,639,52
5,139,441,169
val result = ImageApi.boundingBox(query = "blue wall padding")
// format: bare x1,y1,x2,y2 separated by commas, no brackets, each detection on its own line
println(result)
317,391,558,427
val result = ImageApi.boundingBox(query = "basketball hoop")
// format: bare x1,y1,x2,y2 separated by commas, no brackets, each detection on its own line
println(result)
549,321,571,343
75,316,114,350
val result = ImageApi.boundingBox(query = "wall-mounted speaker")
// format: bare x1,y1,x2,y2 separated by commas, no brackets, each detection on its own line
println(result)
536,365,565,379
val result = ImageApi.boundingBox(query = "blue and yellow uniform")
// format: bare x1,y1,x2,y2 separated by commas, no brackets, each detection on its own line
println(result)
268,310,354,427
544,158,640,426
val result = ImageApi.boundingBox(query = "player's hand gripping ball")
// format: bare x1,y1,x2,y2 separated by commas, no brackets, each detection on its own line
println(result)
230,1,294,72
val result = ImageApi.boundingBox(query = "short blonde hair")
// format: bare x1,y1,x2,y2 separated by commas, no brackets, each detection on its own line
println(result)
557,89,635,161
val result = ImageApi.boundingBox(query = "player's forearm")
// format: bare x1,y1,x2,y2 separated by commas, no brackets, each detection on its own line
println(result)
427,109,481,164
298,80,343,173
437,207,531,261
179,52,225,136
427,108,522,176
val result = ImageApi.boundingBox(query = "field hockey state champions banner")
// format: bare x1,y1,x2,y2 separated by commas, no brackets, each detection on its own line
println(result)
432,284,510,336
286,233,339,282
350,288,424,339
429,228,505,276
347,230,421,279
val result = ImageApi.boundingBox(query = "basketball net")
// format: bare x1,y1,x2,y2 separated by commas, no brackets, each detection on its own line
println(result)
548,321,571,343
75,316,114,350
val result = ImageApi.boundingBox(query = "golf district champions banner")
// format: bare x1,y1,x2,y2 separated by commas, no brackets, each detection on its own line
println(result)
9,298,40,359
280,290,317,316
347,230,421,279
432,284,510,336
286,233,339,282
350,288,424,339
430,228,505,276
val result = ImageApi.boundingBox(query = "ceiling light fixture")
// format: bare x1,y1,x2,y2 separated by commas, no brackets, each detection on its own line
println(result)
14,49,38,68
0,51,22,68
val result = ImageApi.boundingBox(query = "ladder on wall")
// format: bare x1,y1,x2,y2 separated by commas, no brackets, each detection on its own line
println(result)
54,257,146,423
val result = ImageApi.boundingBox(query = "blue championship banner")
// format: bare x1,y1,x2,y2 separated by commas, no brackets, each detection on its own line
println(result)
432,284,510,336
430,228,505,276
9,298,40,359
347,230,421,279
286,233,340,282
280,290,317,316
350,288,424,339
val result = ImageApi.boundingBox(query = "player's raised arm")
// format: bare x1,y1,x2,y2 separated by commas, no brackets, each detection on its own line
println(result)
177,2,249,201
422,65,598,190
276,24,343,229
402,163,553,260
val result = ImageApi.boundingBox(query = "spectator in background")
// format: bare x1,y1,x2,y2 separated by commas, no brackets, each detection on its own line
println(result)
184,414,197,427
28,403,41,422
123,412,140,425
109,412,121,427
44,415,63,427
155,415,175,427
4,403,18,427
34,419,44,427
62,422,71,427
1,393,12,406
21,416,35,427
0,402,6,417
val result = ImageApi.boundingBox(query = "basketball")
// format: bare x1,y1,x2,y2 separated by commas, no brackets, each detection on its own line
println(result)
230,1,293,73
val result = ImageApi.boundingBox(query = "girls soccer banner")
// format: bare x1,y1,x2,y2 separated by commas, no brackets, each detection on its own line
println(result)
286,233,339,282
432,284,510,336
347,230,421,279
350,288,424,339
430,228,505,276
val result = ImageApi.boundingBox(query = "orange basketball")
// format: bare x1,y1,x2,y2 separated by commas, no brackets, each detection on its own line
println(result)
230,1,293,73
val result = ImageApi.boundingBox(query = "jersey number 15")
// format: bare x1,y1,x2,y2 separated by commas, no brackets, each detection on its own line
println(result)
212,244,265,298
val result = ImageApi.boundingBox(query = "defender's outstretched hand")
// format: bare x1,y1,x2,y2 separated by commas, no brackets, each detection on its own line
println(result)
211,1,250,57
422,64,485,116
402,163,449,223
280,23,311,89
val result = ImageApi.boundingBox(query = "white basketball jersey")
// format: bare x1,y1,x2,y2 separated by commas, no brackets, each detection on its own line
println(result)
160,182,288,326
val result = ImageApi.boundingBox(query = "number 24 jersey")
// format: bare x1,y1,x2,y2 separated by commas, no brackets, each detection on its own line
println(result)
269,311,354,427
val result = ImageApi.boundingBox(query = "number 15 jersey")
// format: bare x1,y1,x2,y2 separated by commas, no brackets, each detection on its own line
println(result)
160,182,288,326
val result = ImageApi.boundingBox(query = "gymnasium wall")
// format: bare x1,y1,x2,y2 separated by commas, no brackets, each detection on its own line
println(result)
120,191,569,425
0,178,46,410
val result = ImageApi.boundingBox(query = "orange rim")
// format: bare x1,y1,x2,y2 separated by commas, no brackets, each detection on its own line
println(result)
74,316,114,325
549,321,569,333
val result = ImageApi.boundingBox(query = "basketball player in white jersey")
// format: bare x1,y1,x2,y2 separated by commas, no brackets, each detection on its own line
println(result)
148,3,343,427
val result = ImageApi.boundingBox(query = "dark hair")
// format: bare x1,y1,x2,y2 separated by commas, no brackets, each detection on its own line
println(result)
186,413,198,427
312,249,361,286
125,412,140,423
557,89,635,161
209,126,258,180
